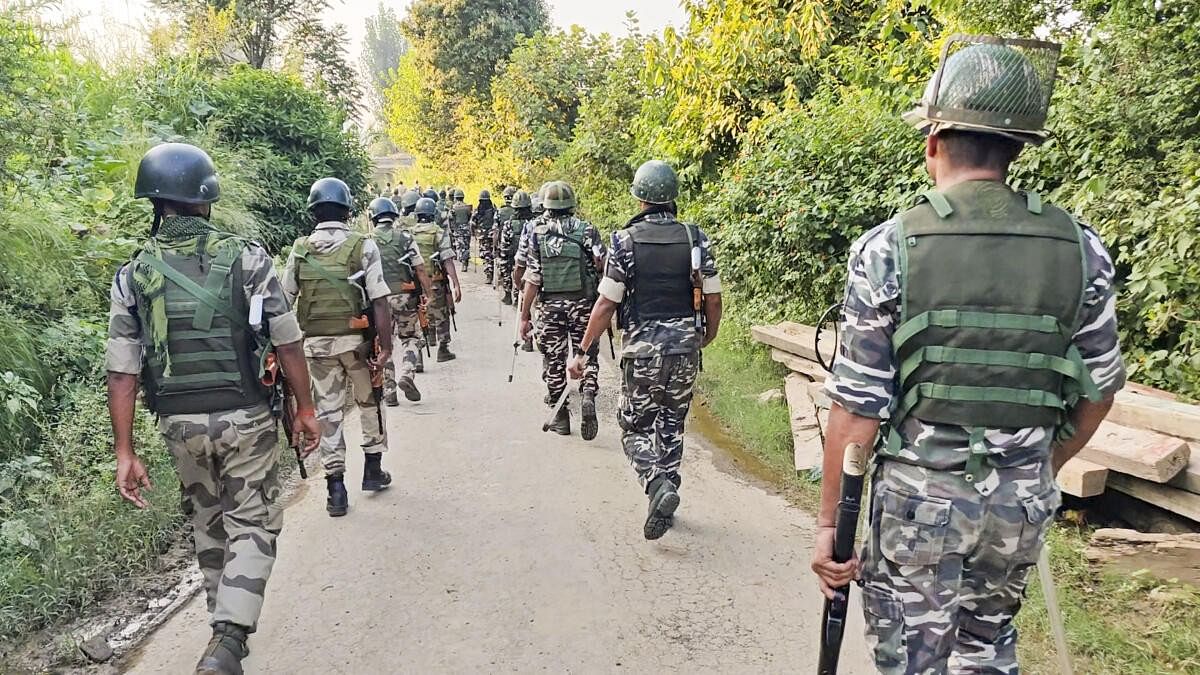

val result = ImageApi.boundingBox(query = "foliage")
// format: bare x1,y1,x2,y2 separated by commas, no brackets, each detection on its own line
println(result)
360,2,408,111
152,0,331,68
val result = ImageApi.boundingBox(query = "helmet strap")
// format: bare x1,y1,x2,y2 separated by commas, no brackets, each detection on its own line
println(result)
150,201,164,238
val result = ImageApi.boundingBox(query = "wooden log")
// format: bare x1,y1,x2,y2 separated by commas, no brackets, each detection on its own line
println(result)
1109,389,1200,440
807,380,832,410
1056,458,1108,498
750,322,834,365
1109,473,1200,524
770,348,827,383
1075,422,1190,483
784,373,823,472
1086,527,1200,586
1168,445,1200,495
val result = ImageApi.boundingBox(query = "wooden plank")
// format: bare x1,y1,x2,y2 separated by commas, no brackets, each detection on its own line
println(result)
1087,528,1200,586
1168,444,1200,495
1075,421,1189,483
807,379,832,410
1056,457,1108,498
770,348,827,383
1109,389,1200,440
750,322,834,364
785,373,823,471
1109,473,1200,523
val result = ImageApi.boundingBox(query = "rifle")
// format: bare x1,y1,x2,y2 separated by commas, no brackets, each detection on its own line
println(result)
606,324,616,360
348,271,385,430
250,295,307,479
816,442,869,675
684,224,705,372
542,342,575,432
507,317,521,383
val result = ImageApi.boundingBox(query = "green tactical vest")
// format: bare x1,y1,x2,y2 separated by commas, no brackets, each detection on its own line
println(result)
503,217,527,261
497,205,515,228
411,221,446,280
374,224,417,291
537,218,592,299
452,202,472,226
886,181,1103,474
292,232,366,336
132,234,270,416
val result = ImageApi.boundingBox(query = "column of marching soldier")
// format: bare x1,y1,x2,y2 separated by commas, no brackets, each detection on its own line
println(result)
108,34,1126,675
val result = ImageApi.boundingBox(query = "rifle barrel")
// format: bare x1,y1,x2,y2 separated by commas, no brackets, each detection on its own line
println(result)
817,443,869,675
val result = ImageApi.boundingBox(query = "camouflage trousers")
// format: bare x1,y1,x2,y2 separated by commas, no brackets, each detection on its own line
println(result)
497,255,516,299
426,280,453,346
617,352,699,490
308,348,388,476
861,459,1060,674
159,403,282,632
384,293,424,391
480,233,496,281
538,297,599,401
451,225,471,267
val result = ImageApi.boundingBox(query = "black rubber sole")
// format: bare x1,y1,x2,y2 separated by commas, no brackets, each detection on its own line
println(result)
327,504,348,517
581,403,598,441
385,396,400,407
643,489,680,540
398,379,421,401
436,352,457,362
362,476,392,492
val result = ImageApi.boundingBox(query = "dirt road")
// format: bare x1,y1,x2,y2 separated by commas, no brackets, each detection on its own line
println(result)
122,273,872,674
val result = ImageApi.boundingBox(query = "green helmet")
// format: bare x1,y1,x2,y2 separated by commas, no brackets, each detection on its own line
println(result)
502,186,517,203
512,190,532,209
400,189,421,209
479,189,491,200
368,197,399,222
134,143,221,204
453,188,465,201
630,160,678,205
541,181,576,210
307,177,353,210
531,193,544,214
414,197,437,219
903,34,1060,145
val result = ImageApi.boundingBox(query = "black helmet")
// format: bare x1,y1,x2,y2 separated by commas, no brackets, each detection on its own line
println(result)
400,189,421,209
423,188,438,201
368,197,399,222
134,143,221,204
308,177,353,210
414,197,437,219
479,189,491,200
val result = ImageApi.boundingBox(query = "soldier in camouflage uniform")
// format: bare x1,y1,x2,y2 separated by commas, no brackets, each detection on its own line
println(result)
571,161,722,540
282,178,394,518
488,186,516,285
411,197,462,363
497,190,534,306
108,143,321,675
512,184,550,353
471,189,497,282
448,188,473,270
810,37,1125,673
368,197,433,405
519,181,606,439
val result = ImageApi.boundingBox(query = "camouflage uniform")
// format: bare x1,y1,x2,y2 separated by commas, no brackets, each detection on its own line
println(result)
378,228,426,397
824,213,1125,673
421,226,457,349
106,216,300,632
472,204,497,281
514,216,544,345
601,213,721,489
282,221,391,477
497,214,530,301
524,215,605,402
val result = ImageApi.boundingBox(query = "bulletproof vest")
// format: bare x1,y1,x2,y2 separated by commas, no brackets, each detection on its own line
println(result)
537,217,592,299
497,205,515,228
411,221,446,281
888,181,1101,466
621,218,695,328
292,233,366,336
452,202,472,226
132,235,270,416
373,223,417,292
504,218,527,261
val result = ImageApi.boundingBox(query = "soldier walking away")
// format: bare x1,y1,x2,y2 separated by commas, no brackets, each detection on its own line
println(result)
490,186,517,285
411,197,463,363
369,197,434,405
449,188,473,270
282,177,395,518
513,183,550,353
497,190,534,306
570,160,722,540
518,181,606,439
471,189,497,282
108,143,322,675
398,188,421,222
810,35,1125,673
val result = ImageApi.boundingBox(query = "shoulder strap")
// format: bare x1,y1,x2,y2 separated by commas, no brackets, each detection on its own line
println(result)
135,251,250,332
294,238,362,308
921,190,954,218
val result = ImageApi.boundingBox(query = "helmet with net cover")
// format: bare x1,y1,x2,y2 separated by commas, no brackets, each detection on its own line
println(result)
368,197,399,222
902,34,1061,145
400,189,421,209
630,160,678,205
502,186,517,203
531,193,544,213
512,190,532,209
541,181,576,210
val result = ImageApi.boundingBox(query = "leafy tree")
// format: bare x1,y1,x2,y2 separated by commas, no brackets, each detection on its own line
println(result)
361,2,408,111
283,19,364,121
153,0,331,68
403,0,550,101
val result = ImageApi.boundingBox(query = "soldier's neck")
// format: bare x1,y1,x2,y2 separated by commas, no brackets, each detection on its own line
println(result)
933,167,1008,191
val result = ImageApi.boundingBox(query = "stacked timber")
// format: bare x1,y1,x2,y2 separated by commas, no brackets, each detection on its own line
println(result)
751,320,1200,524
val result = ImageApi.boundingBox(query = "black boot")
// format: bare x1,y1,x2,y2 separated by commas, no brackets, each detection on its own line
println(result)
398,376,421,402
580,390,598,441
502,289,513,305
194,622,248,675
548,405,571,436
384,391,400,407
437,343,457,362
362,453,392,492
415,351,424,373
522,338,534,352
326,475,348,517
643,476,680,541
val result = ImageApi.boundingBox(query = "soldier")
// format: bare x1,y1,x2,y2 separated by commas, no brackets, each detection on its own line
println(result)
369,197,434,405
282,177,394,518
497,190,533,306
512,183,550,353
108,143,321,674
490,186,516,285
518,181,605,439
410,197,462,363
809,37,1124,673
570,160,721,540
472,189,497,283
531,192,545,217
449,188,473,269
398,188,421,220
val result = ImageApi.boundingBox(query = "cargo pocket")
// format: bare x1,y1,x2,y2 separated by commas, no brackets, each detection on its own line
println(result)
862,583,909,673
878,488,952,566
1013,486,1061,569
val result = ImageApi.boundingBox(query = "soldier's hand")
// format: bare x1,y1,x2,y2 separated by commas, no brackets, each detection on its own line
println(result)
567,354,587,380
370,348,392,372
811,525,859,599
294,410,321,457
453,285,463,303
116,453,153,509
519,317,532,342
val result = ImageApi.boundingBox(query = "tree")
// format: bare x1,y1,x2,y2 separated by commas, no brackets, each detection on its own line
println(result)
284,19,364,122
153,0,331,68
361,2,408,111
403,0,550,101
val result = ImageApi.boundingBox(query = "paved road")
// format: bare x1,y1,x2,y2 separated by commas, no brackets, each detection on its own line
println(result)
123,272,872,674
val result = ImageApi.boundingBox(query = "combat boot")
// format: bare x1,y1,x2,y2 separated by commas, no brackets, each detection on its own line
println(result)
580,390,598,442
643,476,680,541
326,475,348,517
194,621,248,675
437,343,457,362
502,289,513,305
548,405,571,436
398,376,421,402
522,337,534,352
415,351,424,373
485,272,494,285
384,391,400,407
362,453,392,491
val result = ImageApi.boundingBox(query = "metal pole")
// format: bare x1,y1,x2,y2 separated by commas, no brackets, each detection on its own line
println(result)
1038,547,1074,675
